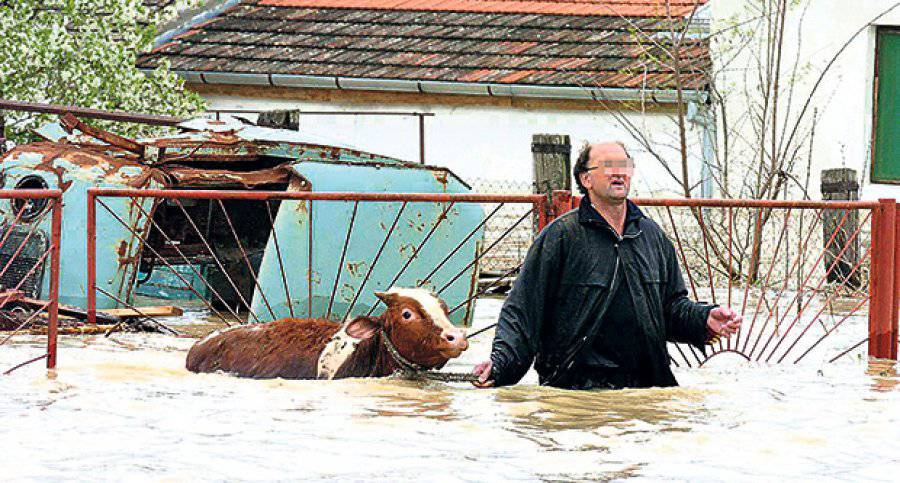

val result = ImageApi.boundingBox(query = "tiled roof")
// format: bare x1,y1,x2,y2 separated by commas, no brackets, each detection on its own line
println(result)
258,0,708,17
139,0,709,91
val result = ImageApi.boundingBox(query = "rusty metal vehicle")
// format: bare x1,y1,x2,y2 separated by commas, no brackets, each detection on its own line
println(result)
0,113,484,325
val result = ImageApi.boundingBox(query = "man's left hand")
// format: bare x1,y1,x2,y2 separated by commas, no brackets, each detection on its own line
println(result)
707,306,742,338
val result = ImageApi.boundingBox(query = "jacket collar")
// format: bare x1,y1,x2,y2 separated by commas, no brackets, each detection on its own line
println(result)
578,197,645,237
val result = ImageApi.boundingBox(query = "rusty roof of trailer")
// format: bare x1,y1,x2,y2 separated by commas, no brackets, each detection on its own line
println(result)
6,115,470,188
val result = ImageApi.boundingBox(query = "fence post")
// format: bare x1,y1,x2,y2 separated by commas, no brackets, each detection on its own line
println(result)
0,116,6,156
531,134,571,194
532,134,571,235
821,168,861,287
869,199,897,360
86,189,96,325
551,190,573,218
894,203,900,359
46,195,62,369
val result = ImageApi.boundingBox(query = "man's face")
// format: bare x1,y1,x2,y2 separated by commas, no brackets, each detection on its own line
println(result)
579,144,634,204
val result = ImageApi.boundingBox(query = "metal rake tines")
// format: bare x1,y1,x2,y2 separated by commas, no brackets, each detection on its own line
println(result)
341,201,408,322
265,199,294,319
326,201,359,320
100,198,241,326
754,211,872,362
172,198,261,324
655,203,874,368
217,199,277,321
365,202,457,317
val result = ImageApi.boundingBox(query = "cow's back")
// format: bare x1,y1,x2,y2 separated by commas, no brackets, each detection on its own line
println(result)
186,318,340,379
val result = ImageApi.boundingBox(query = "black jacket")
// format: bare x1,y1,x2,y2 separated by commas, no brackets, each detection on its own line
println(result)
489,199,715,388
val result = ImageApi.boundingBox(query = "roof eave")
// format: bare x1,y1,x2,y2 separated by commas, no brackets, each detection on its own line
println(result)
163,70,707,104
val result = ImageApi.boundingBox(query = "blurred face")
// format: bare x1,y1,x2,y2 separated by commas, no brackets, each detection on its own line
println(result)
579,144,634,205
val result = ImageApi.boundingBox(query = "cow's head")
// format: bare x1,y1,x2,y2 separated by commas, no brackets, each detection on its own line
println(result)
345,287,468,368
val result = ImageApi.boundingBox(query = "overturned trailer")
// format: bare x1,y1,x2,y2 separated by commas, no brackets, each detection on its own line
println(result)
0,115,484,326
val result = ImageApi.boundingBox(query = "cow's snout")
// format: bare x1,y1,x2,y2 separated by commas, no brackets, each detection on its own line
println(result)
441,328,469,352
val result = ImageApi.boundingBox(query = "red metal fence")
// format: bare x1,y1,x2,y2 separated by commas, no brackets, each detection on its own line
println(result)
82,188,899,366
0,189,63,372
551,192,898,364
85,189,546,332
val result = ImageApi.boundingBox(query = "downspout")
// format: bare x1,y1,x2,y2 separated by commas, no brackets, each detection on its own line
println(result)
688,101,715,198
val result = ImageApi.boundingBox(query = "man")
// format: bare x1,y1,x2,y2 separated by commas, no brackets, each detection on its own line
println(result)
472,142,742,390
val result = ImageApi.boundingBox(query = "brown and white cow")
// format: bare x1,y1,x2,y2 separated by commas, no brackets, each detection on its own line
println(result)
185,287,468,379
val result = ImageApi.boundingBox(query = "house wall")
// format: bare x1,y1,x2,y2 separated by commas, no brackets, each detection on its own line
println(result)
711,0,900,200
191,84,707,197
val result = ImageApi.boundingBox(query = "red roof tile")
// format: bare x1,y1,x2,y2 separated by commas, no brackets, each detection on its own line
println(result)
140,0,709,90
257,0,707,17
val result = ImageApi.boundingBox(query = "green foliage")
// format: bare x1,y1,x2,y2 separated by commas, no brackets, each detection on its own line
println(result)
0,0,206,143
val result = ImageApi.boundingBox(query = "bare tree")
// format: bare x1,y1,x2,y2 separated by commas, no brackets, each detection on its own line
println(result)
593,0,900,285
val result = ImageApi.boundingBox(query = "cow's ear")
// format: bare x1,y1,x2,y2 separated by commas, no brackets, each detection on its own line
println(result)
346,316,380,339
374,291,398,305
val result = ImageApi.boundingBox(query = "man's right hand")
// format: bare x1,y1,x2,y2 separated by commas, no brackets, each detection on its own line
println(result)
471,360,494,388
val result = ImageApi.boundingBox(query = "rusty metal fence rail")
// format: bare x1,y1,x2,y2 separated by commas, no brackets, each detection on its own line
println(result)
0,189,63,373
550,192,898,365
85,189,547,331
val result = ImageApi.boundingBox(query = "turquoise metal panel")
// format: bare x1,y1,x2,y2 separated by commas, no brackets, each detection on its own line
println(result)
134,263,210,300
251,161,484,326
264,144,406,165
0,148,155,309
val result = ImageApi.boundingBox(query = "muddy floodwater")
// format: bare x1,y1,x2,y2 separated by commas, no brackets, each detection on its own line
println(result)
3,298,900,481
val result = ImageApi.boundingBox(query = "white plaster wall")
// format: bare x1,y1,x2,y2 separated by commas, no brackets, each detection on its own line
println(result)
711,0,900,200
200,93,706,197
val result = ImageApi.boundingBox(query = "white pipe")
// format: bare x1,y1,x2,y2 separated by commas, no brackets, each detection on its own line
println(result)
157,69,707,104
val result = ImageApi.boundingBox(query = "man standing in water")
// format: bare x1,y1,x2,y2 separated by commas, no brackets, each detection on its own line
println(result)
472,142,742,390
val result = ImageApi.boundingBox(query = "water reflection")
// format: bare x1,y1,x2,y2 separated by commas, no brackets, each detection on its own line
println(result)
496,385,702,432
350,379,459,421
867,359,899,392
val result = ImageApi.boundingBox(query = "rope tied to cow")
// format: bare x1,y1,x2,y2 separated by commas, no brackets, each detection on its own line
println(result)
380,330,479,383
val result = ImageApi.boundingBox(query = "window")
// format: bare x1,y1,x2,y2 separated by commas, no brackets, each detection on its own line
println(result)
873,28,900,183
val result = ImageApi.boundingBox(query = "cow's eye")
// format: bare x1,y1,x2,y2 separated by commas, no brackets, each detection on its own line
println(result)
401,309,413,320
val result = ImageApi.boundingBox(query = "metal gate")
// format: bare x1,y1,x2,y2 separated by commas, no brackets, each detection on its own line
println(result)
85,189,546,332
0,189,63,372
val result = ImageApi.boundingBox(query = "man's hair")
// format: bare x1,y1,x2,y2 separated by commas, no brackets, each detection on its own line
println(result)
572,141,631,196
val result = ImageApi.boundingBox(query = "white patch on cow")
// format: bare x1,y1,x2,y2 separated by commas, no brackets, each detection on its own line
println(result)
316,325,361,380
198,325,240,345
386,287,455,331
198,323,263,345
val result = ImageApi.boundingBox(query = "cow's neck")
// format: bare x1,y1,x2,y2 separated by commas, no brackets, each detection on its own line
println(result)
368,329,405,377
325,316,404,378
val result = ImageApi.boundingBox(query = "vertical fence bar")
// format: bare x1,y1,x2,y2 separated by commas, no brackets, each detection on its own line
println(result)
869,199,897,360
418,114,426,164
894,203,900,359
549,190,573,227
536,197,550,232
308,200,314,318
86,189,97,325
46,196,63,369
